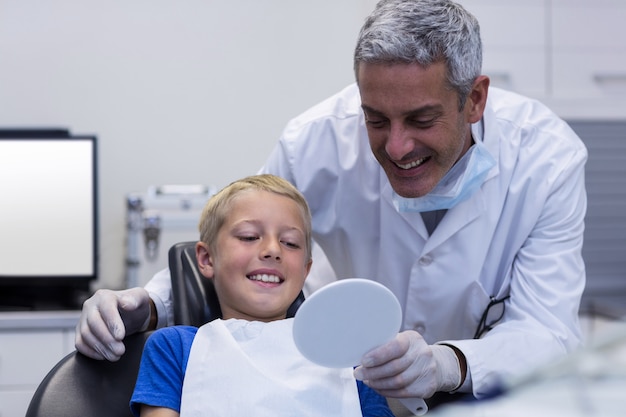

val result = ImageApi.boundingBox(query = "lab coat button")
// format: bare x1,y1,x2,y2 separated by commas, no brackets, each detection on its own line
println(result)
415,324,425,333
418,255,433,266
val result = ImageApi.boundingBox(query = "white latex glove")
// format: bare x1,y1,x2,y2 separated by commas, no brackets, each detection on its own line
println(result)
354,331,461,403
74,287,152,361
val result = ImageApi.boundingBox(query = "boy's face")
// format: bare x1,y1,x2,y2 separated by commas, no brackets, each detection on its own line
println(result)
197,190,311,322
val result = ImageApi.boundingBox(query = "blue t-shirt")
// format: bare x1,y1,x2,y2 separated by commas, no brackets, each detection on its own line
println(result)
131,326,393,417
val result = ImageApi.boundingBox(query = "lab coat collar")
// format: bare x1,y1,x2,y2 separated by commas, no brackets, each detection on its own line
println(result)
423,185,488,252
380,173,430,239
381,174,487,246
476,93,501,184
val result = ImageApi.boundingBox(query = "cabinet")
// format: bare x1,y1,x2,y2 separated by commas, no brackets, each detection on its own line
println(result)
0,311,78,417
551,0,626,100
460,0,548,98
459,0,626,118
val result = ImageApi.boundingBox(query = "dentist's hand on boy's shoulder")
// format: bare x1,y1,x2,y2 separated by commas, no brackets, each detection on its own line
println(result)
354,331,465,399
75,287,152,361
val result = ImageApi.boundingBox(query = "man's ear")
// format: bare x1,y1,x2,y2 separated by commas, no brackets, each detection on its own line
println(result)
466,75,489,124
195,241,215,279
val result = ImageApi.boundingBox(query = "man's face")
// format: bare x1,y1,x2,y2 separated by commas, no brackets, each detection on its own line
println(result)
358,61,475,198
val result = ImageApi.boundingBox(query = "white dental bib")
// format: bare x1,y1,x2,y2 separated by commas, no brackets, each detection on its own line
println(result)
180,318,362,417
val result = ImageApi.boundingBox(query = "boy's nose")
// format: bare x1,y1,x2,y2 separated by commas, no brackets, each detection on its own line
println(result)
261,238,281,260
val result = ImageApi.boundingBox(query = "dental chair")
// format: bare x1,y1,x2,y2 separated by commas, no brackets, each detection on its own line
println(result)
25,241,305,417
25,331,152,417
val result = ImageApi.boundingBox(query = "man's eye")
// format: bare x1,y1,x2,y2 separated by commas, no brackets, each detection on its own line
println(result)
411,117,437,127
364,112,388,128
365,119,386,128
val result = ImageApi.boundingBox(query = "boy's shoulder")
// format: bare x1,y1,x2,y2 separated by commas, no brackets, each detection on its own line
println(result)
150,325,199,345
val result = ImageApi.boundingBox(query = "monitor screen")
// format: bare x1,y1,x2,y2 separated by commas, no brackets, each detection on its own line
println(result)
0,132,97,288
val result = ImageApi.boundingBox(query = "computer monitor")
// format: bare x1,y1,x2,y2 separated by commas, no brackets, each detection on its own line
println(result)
0,129,98,310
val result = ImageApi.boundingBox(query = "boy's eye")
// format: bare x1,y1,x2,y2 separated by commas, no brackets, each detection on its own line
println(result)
281,240,301,249
238,235,258,242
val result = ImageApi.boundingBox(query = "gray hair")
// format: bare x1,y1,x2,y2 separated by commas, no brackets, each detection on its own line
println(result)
354,0,482,109
198,174,313,263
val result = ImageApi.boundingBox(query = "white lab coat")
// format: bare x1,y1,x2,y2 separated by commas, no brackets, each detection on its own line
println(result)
260,84,588,397
148,83,587,398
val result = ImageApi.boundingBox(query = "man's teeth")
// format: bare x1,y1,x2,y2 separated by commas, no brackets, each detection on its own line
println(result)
397,157,428,170
248,274,280,283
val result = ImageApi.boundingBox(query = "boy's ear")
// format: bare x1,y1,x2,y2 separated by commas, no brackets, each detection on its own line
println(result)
195,241,215,279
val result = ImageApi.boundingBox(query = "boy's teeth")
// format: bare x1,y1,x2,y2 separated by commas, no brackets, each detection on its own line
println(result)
248,274,280,283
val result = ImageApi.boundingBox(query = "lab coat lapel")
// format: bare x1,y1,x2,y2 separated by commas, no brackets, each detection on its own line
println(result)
380,172,490,245
380,178,430,240
422,187,487,253
381,185,487,254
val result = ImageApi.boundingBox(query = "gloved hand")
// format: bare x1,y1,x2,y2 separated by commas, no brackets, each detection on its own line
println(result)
353,330,462,399
74,287,152,361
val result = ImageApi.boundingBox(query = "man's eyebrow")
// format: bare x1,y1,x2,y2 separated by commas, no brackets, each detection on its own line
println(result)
405,104,444,117
361,104,384,116
361,104,444,117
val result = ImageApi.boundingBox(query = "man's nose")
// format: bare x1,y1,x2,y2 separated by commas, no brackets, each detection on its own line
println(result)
385,123,414,160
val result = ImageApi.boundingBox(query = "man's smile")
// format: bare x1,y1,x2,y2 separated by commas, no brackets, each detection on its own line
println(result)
395,156,430,170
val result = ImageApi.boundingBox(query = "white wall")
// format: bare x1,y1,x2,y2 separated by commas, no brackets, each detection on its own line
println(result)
0,0,377,290
1,0,624,294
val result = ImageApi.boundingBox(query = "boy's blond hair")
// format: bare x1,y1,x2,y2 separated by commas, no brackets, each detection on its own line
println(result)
198,174,312,261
